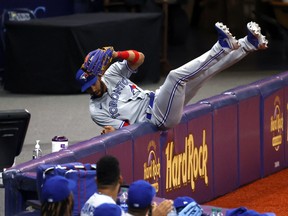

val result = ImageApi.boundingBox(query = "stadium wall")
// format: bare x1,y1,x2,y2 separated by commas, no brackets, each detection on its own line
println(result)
3,71,288,215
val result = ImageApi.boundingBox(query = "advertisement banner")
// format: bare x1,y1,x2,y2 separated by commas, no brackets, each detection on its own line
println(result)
160,104,213,203
254,77,285,177
133,130,162,195
262,92,285,176
276,72,288,167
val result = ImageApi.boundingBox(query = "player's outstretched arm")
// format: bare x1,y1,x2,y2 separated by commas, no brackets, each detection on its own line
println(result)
113,49,145,70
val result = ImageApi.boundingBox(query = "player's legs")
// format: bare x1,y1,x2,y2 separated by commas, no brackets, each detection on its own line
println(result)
184,21,268,104
151,21,267,130
151,22,239,129
182,44,248,104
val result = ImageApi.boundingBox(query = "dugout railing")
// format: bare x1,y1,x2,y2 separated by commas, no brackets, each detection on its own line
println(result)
2,71,288,216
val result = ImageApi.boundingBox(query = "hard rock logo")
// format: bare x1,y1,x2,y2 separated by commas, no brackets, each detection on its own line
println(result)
270,96,283,151
165,130,208,192
143,140,161,192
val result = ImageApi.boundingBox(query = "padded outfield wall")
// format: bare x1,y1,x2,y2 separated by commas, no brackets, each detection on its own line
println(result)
3,71,288,215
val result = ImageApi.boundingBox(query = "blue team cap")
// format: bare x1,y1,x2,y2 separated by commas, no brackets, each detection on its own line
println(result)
93,203,122,216
226,207,276,216
128,180,156,209
41,175,75,203
75,69,97,92
174,196,195,209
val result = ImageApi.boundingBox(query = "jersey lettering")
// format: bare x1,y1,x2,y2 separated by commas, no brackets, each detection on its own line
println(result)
109,107,119,118
111,92,120,100
81,203,95,215
109,100,117,107
109,77,129,119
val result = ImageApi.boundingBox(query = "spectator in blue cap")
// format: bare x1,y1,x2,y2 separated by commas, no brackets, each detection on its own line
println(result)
93,203,122,216
226,207,276,216
174,196,195,214
127,179,173,216
173,196,203,216
41,175,75,216
127,179,156,214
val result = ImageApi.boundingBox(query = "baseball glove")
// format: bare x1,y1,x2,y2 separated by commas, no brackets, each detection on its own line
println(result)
81,46,114,76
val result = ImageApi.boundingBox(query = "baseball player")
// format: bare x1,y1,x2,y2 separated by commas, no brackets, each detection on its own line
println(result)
76,21,268,134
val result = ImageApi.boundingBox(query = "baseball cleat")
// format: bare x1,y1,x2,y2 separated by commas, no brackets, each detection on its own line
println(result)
215,22,240,50
247,21,268,50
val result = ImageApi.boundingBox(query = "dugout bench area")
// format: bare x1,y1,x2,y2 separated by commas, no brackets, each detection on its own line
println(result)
3,70,288,215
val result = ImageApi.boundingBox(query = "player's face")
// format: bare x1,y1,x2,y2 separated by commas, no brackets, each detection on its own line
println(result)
87,76,106,98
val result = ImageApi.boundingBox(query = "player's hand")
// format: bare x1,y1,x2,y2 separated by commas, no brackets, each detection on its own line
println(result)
101,126,116,135
152,199,174,216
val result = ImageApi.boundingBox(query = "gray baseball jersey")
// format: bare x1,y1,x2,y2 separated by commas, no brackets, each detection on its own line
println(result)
90,60,151,129
89,36,256,130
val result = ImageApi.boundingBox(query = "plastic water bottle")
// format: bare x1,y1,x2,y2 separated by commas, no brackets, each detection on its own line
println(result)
216,208,224,216
210,208,217,216
32,140,42,159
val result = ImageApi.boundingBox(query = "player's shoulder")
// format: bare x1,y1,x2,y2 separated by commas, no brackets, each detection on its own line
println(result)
93,193,116,205
81,193,115,216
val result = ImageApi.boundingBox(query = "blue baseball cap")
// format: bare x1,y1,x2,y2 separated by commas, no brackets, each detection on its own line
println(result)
128,180,156,209
226,207,276,216
41,176,76,203
241,211,275,216
174,196,195,209
93,203,122,216
75,69,97,92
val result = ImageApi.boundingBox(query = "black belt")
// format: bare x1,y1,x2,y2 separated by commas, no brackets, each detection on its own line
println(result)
146,92,155,120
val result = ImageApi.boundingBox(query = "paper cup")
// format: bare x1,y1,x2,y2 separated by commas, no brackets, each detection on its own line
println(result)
52,136,68,152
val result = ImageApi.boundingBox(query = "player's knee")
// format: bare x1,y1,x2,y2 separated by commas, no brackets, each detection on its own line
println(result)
162,117,182,130
167,71,186,86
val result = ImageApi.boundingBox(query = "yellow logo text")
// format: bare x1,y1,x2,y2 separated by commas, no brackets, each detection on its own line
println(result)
270,96,283,151
165,130,208,192
143,141,161,192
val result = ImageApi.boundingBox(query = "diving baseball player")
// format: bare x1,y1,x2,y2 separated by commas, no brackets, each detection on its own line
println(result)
76,21,268,134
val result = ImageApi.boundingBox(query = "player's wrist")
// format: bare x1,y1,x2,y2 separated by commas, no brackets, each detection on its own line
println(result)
112,51,118,58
